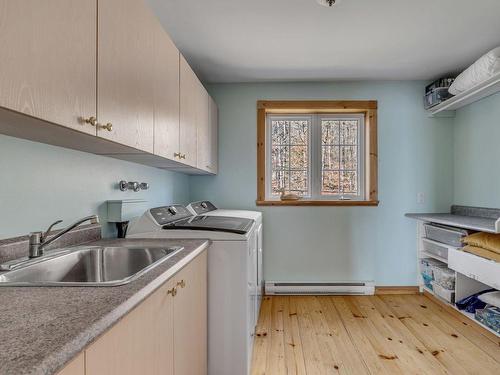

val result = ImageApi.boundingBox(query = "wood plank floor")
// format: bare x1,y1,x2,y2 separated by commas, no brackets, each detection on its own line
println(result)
251,295,500,375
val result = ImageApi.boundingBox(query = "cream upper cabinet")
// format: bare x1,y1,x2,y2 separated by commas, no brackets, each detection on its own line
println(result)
180,55,201,167
0,0,97,135
197,94,218,173
173,251,208,375
97,0,156,152
85,278,175,375
153,22,180,160
196,92,209,172
208,96,219,173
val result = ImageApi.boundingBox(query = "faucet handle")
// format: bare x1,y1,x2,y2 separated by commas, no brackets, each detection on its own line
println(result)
42,220,63,240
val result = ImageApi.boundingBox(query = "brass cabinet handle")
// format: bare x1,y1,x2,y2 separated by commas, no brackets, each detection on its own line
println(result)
176,279,186,288
181,154,186,159
97,122,113,132
83,116,97,126
174,152,182,158
167,287,177,297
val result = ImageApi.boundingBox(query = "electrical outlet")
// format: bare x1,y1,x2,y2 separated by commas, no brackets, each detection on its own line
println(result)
417,192,425,204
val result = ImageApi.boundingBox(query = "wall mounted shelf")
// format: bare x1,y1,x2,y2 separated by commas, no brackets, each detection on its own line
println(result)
428,72,500,115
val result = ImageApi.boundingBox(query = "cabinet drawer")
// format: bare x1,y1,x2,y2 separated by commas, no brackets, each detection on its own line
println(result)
448,248,500,289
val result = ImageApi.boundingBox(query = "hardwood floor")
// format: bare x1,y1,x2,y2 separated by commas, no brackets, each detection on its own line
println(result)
251,295,500,375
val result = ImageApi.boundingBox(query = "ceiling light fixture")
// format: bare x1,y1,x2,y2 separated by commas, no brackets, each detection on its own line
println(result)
316,0,340,7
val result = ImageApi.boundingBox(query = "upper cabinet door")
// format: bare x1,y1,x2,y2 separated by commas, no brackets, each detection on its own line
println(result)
97,0,156,152
208,96,219,173
179,55,200,167
0,0,96,135
153,26,180,160
196,88,210,172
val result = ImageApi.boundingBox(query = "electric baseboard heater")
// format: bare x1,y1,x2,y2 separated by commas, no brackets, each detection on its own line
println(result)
265,281,375,295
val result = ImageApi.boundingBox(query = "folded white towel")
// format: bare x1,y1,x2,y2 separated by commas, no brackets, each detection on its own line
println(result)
478,290,500,309
449,47,500,95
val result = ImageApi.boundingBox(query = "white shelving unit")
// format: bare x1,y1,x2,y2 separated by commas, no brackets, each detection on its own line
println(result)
416,221,500,338
428,72,500,115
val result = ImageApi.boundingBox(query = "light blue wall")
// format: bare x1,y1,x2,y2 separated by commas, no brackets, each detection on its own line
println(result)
0,135,190,239
453,91,500,207
190,82,455,286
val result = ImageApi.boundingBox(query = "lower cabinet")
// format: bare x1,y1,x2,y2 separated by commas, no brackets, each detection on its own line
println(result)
56,353,84,375
83,250,207,375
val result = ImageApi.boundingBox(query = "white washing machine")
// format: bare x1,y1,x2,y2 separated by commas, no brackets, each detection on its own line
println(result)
127,204,259,375
187,200,264,315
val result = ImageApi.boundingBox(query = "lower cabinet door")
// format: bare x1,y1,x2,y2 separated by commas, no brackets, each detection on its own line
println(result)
57,353,84,375
173,251,208,375
85,279,175,375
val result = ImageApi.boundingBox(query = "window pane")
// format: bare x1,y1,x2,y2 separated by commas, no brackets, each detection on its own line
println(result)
322,171,340,194
290,146,308,169
269,117,310,197
340,146,357,170
290,121,309,145
340,120,358,145
341,171,358,194
322,146,340,170
321,120,340,145
290,170,308,193
271,120,289,145
271,170,289,194
272,146,289,169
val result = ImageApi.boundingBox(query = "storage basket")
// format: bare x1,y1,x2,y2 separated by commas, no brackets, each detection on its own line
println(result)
432,281,455,303
424,223,470,247
432,266,455,290
420,258,446,278
422,239,449,261
423,87,453,109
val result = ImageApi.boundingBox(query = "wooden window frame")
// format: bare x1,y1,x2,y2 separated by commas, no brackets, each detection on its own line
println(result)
257,100,379,206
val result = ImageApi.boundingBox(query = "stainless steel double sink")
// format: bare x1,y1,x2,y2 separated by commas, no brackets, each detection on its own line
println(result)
0,245,183,287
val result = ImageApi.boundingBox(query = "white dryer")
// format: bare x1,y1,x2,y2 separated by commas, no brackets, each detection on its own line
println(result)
187,201,264,315
127,204,258,375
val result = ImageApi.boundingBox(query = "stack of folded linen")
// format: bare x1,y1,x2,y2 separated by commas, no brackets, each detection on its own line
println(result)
461,232,500,262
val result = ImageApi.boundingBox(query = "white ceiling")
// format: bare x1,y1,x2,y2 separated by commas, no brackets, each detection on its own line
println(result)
147,0,500,83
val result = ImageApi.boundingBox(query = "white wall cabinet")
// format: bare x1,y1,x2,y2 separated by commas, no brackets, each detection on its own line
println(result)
0,0,217,175
84,251,207,375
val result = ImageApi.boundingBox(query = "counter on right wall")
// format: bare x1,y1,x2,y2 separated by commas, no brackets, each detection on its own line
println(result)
454,91,500,207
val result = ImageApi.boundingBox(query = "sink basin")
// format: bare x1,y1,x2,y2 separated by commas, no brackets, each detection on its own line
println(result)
0,245,183,287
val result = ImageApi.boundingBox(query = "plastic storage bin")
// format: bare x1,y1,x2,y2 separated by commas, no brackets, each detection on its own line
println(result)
420,258,446,278
424,87,453,109
432,266,455,290
432,282,455,303
424,224,470,247
425,77,455,94
422,239,449,261
475,306,500,334
421,273,434,290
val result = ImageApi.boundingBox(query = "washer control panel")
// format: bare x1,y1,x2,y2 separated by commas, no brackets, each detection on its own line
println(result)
150,205,192,226
188,201,217,215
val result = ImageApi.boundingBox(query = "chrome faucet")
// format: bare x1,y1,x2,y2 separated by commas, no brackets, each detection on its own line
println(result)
28,215,99,258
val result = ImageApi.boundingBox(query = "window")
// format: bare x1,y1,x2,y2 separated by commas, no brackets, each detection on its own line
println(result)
257,101,378,206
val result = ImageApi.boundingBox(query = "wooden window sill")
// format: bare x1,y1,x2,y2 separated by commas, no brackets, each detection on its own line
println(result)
255,200,379,207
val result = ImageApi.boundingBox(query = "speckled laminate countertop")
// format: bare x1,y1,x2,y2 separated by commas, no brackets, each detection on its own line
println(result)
405,213,499,233
0,238,210,375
